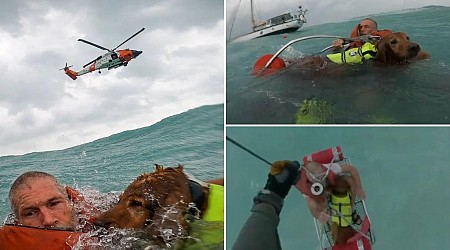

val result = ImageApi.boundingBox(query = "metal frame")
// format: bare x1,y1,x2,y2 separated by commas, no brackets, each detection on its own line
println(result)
258,34,383,76
258,35,342,75
311,156,377,249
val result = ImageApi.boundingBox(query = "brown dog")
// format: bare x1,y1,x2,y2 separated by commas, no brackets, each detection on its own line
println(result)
374,32,429,64
329,175,358,246
94,164,223,246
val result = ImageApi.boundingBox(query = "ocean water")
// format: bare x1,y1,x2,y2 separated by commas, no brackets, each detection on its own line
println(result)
0,104,224,248
226,6,450,124
226,127,450,250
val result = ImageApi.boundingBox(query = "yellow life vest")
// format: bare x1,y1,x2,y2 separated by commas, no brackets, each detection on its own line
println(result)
188,184,224,248
203,184,224,222
326,42,377,64
330,192,353,227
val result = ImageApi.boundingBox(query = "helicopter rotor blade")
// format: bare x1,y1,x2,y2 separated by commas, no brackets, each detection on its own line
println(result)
83,55,103,68
83,58,97,68
78,39,110,51
112,27,145,51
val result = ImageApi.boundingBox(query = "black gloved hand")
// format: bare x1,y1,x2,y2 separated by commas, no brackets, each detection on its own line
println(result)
263,160,300,198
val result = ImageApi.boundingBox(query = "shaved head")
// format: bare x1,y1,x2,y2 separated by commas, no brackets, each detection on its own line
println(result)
9,171,66,216
8,171,76,230
359,18,378,35
362,18,378,29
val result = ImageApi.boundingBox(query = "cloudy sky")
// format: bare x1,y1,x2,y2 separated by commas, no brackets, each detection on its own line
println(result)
227,0,450,39
0,0,224,156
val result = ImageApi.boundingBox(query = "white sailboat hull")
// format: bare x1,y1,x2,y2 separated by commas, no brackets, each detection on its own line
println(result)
233,19,304,42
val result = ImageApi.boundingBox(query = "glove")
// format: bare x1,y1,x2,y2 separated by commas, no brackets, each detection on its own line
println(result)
263,160,300,198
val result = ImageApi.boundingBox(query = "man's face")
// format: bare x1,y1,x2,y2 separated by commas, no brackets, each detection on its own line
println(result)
15,178,76,230
359,19,377,35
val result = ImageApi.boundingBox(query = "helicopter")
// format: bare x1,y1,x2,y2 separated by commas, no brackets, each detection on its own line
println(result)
60,28,145,80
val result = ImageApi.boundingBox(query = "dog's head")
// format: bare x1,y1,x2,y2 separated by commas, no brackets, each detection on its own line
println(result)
94,164,192,245
375,32,428,64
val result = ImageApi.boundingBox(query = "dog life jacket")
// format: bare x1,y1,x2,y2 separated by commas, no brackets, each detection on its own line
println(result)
202,184,224,222
330,192,353,227
326,42,377,64
188,176,224,222
187,180,224,247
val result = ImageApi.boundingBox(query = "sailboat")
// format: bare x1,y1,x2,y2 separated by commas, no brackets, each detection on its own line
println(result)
230,1,307,42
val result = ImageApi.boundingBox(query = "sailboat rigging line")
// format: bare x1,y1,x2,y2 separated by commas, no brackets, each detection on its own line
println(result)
227,0,243,41
250,0,256,28
255,1,263,24
226,136,272,166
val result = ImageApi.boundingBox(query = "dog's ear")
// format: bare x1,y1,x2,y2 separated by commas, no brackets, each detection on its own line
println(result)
155,164,164,172
374,39,387,63
176,164,184,171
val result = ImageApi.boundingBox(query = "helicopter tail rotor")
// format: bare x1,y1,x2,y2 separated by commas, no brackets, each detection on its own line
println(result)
59,62,73,71
60,63,78,80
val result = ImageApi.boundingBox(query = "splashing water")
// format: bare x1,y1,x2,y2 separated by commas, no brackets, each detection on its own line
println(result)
0,104,224,249
72,189,223,249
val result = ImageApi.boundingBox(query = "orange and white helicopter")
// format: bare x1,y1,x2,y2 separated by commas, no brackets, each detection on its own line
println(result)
60,28,145,80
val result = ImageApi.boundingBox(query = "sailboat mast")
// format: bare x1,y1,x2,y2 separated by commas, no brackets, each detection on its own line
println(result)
250,0,256,30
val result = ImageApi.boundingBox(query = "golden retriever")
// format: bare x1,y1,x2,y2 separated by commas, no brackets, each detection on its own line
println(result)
94,164,223,246
374,32,429,64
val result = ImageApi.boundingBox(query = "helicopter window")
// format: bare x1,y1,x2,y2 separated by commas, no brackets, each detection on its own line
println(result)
111,53,118,60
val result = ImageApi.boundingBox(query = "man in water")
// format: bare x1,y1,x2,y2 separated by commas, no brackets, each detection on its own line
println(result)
1,171,225,249
332,18,379,50
0,171,82,250
6,171,77,230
